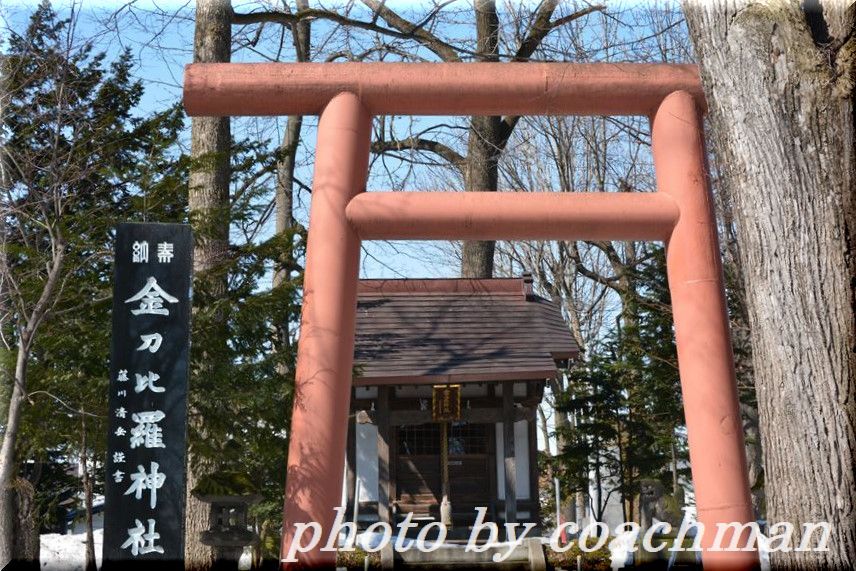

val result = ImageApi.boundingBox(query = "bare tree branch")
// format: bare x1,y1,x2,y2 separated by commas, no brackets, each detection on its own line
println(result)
359,0,462,62
513,3,604,61
371,137,465,172
498,4,606,147
232,5,462,62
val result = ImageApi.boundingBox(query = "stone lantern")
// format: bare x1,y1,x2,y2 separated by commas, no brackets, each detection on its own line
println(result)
193,472,263,570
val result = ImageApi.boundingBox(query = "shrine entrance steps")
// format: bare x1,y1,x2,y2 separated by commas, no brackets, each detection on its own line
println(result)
375,537,547,570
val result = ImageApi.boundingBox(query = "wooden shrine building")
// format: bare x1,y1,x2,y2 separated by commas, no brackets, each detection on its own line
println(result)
344,276,578,534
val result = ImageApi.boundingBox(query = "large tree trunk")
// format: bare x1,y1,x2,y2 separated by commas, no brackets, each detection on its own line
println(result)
720,190,767,518
0,60,19,566
186,1,232,569
2,478,38,570
461,0,502,278
0,45,10,432
0,340,29,565
81,417,96,571
0,226,9,432
684,2,855,568
273,0,310,334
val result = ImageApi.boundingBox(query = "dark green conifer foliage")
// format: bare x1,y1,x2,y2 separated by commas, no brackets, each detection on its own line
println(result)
554,245,686,521
2,4,299,557
3,2,185,545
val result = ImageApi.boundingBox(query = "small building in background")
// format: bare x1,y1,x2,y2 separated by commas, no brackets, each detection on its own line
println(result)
344,276,578,535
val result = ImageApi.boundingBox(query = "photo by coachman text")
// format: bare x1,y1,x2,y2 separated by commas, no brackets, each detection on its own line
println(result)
281,507,833,563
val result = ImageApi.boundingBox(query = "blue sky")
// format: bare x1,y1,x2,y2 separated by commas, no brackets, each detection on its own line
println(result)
3,0,677,283
3,0,463,279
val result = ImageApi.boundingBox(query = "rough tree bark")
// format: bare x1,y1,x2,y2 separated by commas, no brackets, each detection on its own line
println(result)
272,0,310,325
684,2,855,568
0,52,13,569
186,1,232,569
716,125,768,519
2,478,37,569
81,416,96,571
0,56,9,430
461,0,503,278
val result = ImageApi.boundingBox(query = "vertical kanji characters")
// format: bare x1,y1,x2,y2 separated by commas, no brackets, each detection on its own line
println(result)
132,241,149,263
136,333,163,353
124,462,166,509
129,410,166,449
125,277,178,316
134,371,165,394
120,519,164,556
156,242,174,263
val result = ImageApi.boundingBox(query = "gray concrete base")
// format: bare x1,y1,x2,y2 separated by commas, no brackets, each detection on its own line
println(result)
390,538,545,570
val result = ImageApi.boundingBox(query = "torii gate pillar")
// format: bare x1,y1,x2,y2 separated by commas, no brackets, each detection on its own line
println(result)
653,90,756,567
280,93,371,569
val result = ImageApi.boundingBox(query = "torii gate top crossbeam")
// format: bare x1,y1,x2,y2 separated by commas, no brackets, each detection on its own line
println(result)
183,62,705,117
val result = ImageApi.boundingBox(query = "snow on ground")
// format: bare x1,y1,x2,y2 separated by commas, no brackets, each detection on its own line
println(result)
40,528,771,570
41,531,255,571
607,533,636,570
40,530,102,571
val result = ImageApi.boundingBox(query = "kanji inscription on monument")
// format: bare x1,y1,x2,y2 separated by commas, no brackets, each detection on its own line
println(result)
103,223,192,568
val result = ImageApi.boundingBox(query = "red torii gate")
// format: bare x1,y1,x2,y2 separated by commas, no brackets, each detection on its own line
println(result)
184,62,758,570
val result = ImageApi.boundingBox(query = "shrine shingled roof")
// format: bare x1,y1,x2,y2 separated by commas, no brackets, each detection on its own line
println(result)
353,276,579,386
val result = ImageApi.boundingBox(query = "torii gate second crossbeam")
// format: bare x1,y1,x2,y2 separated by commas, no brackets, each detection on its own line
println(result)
183,62,758,570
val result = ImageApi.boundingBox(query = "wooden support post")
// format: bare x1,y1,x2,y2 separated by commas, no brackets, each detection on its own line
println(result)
528,416,539,525
488,422,498,522
440,422,452,526
503,381,517,526
377,385,391,524
389,423,396,527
